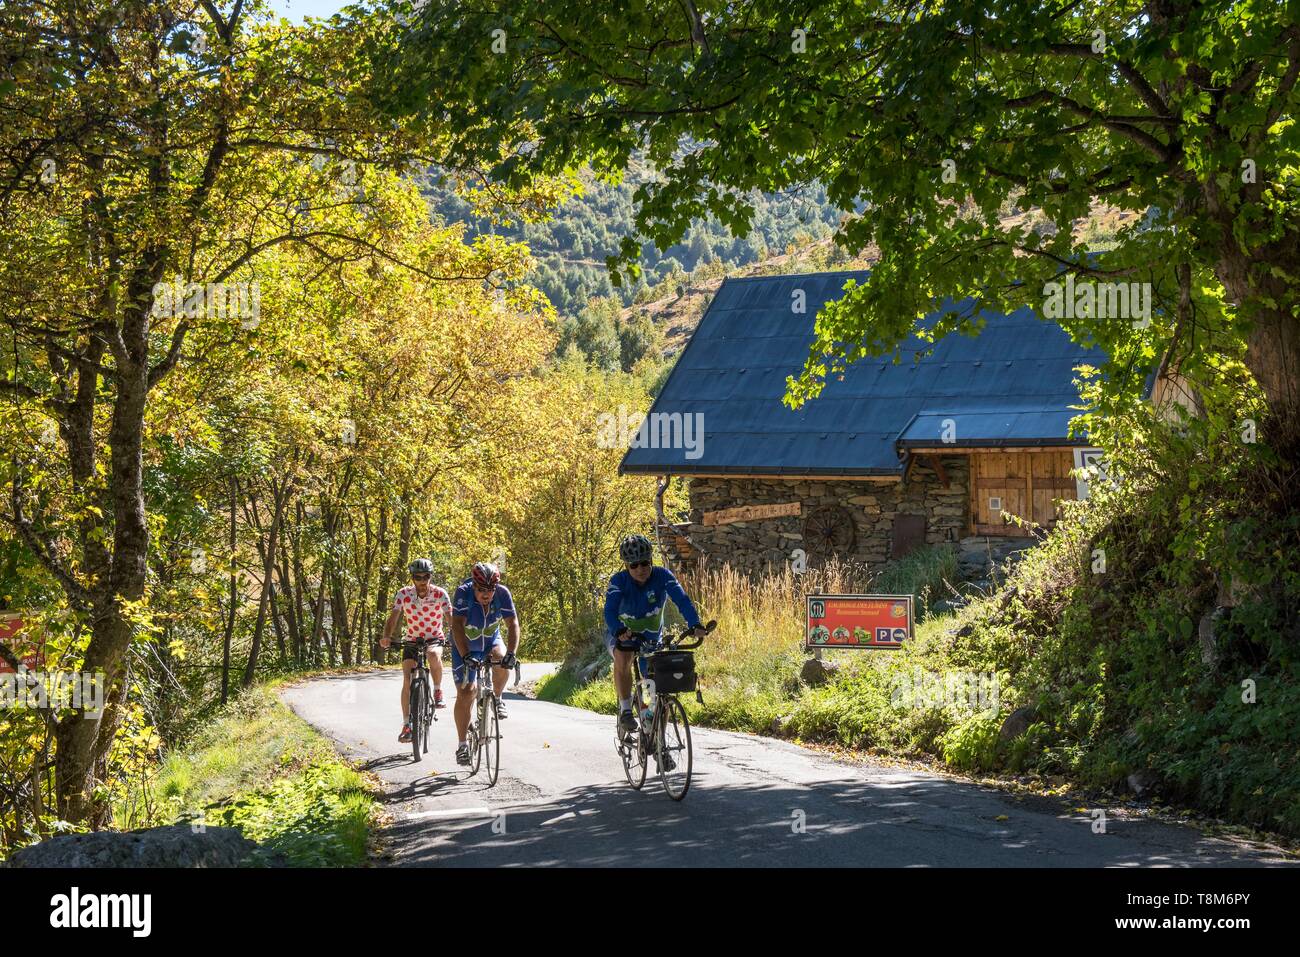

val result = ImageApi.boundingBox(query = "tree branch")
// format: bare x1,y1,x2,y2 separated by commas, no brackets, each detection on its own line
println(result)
6,480,92,610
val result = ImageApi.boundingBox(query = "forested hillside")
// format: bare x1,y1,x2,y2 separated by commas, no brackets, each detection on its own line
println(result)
425,159,845,317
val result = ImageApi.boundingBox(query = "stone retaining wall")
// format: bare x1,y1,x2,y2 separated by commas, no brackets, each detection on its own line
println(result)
683,456,970,574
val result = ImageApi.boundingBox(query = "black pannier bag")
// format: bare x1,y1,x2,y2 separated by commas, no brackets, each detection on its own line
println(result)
649,650,697,694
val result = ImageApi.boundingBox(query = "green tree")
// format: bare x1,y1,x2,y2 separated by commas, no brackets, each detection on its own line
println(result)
617,310,663,372
557,296,622,370
0,0,535,823
378,0,1300,455
502,356,667,659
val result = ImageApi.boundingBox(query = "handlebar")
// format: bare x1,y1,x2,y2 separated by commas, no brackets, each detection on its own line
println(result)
627,619,717,650
464,654,518,671
670,619,716,650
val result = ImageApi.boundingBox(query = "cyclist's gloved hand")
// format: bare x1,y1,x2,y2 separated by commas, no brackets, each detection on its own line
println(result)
500,651,518,670
614,627,630,640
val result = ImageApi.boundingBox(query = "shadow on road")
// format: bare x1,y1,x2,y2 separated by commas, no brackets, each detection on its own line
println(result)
382,773,1295,868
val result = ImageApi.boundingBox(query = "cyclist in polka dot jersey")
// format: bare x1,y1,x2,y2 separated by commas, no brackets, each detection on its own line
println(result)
380,559,452,743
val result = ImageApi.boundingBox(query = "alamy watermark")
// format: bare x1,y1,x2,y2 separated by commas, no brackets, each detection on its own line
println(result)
1042,274,1151,328
151,281,261,328
596,405,704,459
1,669,106,718
889,667,1000,715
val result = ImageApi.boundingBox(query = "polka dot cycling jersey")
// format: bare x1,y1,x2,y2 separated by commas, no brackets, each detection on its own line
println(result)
392,584,452,639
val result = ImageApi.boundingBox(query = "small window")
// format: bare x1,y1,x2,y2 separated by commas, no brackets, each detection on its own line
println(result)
988,496,1002,512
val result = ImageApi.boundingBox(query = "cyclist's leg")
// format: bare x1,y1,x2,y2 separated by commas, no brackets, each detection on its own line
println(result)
611,643,637,709
488,638,509,698
428,643,444,698
400,651,416,723
451,641,477,743
608,631,640,734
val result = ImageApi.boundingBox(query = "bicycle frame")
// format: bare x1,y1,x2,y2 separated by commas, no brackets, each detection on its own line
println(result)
616,620,716,800
405,637,440,760
463,653,512,785
407,638,440,705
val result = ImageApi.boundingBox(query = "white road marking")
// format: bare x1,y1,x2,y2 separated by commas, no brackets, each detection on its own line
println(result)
405,806,492,822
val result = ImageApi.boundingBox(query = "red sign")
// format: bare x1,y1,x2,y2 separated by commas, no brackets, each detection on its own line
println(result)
806,594,913,650
0,613,43,673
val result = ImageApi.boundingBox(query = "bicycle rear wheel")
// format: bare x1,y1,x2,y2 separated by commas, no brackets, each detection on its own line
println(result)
618,702,648,789
657,695,693,801
410,681,424,763
421,678,434,754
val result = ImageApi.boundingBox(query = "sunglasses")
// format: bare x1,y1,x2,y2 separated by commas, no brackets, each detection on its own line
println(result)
627,561,651,570
473,583,495,593
412,574,430,581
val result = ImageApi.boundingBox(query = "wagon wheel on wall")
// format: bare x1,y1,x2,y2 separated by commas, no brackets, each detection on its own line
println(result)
803,504,856,560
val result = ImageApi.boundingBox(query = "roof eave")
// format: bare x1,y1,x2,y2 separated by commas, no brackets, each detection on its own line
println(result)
618,461,904,478
897,437,1089,449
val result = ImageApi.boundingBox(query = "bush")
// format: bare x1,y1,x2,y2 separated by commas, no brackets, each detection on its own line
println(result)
940,715,1002,772
148,686,377,866
869,544,960,618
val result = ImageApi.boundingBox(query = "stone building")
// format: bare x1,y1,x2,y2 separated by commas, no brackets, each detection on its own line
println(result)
620,270,1102,577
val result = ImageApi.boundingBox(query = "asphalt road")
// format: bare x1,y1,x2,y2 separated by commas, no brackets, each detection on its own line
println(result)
281,667,1296,867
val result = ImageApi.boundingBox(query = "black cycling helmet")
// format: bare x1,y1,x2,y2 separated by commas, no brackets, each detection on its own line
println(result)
619,534,653,565
408,558,433,576
471,561,500,588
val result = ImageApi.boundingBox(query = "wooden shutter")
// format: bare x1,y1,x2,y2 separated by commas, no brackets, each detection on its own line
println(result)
891,514,927,559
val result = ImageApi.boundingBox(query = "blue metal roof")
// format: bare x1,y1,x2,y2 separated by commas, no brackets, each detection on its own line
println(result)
620,271,1098,477
898,408,1086,448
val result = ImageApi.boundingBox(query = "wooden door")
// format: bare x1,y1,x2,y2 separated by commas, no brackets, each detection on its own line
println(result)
971,450,1077,535
1030,451,1076,525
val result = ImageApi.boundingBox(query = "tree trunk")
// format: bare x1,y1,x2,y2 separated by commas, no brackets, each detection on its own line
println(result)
242,479,288,688
330,569,351,666
1245,307,1300,456
53,317,152,823
1215,229,1300,459
222,477,238,705
373,502,390,667
280,550,303,663
309,575,328,668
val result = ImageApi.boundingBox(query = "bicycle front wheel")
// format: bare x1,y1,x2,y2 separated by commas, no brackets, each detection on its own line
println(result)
657,695,693,801
484,702,500,787
470,698,485,776
410,681,424,763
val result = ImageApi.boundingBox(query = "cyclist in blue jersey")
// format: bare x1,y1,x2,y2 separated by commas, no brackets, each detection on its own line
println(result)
449,561,519,766
604,534,705,742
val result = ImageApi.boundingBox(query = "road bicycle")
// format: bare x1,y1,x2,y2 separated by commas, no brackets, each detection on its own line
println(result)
405,637,441,763
616,619,716,801
463,654,518,786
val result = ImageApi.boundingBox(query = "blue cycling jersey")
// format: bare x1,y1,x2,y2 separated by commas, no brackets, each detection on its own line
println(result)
451,580,516,645
603,566,700,644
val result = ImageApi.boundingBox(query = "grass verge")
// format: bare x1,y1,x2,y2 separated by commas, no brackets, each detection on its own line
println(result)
149,684,376,866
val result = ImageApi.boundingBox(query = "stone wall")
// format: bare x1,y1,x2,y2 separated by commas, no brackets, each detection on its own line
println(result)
682,456,970,574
